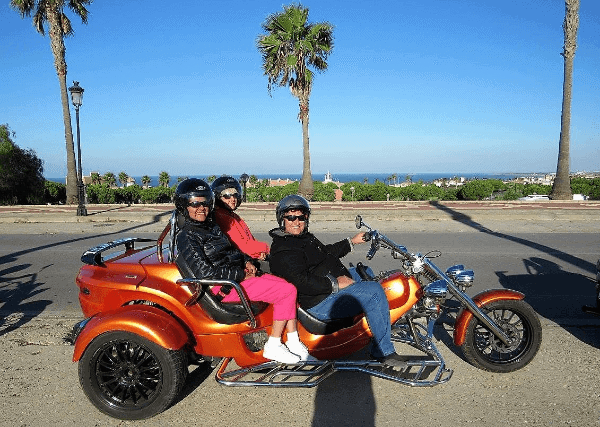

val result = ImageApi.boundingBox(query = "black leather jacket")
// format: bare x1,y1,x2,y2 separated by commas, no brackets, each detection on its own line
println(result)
269,228,352,309
175,216,249,283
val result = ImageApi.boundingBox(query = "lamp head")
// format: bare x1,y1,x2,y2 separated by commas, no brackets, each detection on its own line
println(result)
68,81,84,107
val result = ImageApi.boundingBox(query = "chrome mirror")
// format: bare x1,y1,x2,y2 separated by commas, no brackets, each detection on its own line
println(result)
355,215,363,229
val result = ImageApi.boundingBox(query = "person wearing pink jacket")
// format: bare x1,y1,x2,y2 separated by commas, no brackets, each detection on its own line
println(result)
212,176,270,261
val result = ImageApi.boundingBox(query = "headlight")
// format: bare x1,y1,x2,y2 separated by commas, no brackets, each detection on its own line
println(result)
418,280,448,314
446,264,465,279
454,270,475,288
424,279,448,300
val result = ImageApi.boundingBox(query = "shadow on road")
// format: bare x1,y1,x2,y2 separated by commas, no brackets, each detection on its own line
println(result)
429,201,600,347
0,210,172,332
86,205,133,216
428,201,596,274
312,369,375,427
0,262,52,337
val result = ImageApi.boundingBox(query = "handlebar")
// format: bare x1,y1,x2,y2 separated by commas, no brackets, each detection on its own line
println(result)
355,215,424,271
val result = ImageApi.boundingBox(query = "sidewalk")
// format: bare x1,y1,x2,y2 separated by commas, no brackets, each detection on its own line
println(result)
1,200,599,233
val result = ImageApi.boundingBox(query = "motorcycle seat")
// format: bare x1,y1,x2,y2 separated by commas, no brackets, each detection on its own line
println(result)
297,306,357,335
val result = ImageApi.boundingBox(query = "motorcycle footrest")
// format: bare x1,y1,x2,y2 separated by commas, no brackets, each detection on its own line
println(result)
215,358,337,387
214,356,452,388
354,356,453,387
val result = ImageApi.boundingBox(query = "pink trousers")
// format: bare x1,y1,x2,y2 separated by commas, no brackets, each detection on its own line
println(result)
220,273,297,321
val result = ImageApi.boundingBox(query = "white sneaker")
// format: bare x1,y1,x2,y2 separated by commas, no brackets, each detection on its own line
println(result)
263,341,300,364
286,340,310,361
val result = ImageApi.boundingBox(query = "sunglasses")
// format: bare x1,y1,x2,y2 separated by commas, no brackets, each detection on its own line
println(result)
221,193,239,200
189,201,211,208
283,214,307,222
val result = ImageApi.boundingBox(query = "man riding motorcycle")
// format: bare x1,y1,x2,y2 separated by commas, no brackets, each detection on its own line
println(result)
268,195,408,368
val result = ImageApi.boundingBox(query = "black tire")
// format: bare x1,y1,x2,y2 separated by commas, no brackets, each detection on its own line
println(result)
461,299,542,373
78,331,187,420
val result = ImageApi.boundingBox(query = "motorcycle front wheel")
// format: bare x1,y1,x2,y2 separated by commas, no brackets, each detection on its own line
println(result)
461,299,542,373
79,331,187,420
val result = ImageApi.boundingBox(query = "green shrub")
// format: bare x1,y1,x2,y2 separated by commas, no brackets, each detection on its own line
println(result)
312,182,336,202
458,179,506,200
523,183,551,195
139,186,174,204
115,185,142,204
496,183,524,200
43,180,66,204
340,181,366,201
86,184,116,204
571,177,600,198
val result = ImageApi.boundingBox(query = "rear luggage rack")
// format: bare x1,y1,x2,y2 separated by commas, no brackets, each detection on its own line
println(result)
81,237,155,266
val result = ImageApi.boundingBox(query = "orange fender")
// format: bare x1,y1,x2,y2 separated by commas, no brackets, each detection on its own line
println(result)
453,289,525,346
72,305,190,361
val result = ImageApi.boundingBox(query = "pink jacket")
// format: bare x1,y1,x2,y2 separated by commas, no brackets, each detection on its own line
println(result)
213,207,270,259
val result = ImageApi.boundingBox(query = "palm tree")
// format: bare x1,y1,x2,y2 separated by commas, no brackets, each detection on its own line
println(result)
90,172,101,185
158,171,170,188
10,0,92,205
550,0,580,200
118,171,128,188
257,4,334,200
141,175,151,189
102,172,116,188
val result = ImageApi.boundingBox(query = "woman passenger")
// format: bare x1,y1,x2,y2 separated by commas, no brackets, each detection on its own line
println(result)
212,176,269,261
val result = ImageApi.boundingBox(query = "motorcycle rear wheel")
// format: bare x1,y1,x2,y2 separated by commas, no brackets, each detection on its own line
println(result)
461,299,542,373
79,331,187,420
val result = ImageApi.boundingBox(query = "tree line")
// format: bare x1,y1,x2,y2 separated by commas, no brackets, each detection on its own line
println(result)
2,122,598,205
69,176,600,204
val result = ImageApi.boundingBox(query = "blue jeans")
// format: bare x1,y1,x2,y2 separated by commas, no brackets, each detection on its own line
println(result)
307,268,394,358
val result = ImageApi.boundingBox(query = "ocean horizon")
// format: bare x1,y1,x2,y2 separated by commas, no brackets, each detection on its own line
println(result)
45,171,554,187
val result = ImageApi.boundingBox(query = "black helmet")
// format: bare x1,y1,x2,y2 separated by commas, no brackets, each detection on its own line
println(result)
276,195,311,228
174,178,214,218
211,176,242,210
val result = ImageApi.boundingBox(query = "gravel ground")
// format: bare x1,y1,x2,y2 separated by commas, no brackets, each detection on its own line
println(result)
1,315,599,426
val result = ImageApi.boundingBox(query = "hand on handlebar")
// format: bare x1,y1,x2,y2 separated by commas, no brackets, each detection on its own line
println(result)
351,232,369,245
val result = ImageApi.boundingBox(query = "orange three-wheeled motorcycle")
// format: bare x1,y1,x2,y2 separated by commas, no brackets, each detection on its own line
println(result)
71,213,542,420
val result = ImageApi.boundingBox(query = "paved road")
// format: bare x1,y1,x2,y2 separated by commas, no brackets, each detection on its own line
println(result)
1,207,600,426
1,230,599,324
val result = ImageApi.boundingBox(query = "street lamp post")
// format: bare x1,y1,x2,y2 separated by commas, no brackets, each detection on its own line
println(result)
239,173,249,203
68,81,87,216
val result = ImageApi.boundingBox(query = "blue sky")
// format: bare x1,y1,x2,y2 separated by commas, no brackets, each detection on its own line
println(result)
2,0,599,178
